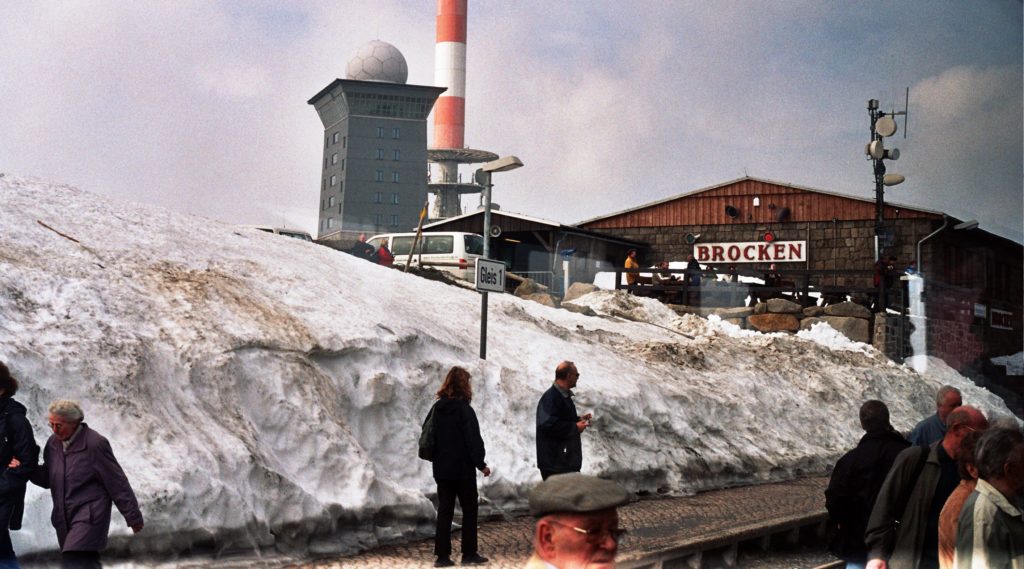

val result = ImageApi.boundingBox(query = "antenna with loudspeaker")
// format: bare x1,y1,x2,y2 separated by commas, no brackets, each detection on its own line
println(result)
489,225,502,238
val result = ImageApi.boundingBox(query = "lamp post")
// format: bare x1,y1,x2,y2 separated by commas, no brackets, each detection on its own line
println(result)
474,155,523,360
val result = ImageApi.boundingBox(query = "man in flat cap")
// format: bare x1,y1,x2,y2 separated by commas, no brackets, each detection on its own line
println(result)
525,473,630,569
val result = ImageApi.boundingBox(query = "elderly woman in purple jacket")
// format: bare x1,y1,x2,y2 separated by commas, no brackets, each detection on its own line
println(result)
24,400,143,569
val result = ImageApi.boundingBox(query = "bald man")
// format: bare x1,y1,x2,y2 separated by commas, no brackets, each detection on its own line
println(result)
536,361,592,480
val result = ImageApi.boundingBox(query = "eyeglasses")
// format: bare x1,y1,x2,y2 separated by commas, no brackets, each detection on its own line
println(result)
548,520,627,544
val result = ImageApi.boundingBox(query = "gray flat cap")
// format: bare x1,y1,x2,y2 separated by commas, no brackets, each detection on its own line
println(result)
528,473,630,517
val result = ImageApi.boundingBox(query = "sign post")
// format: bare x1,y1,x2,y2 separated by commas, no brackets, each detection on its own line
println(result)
476,258,506,360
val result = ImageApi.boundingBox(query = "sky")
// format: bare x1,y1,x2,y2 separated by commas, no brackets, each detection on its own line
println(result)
1,1,1021,241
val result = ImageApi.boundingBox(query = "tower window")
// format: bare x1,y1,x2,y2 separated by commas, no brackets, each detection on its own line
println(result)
332,153,338,165
377,148,385,160
329,196,335,207
392,127,400,139
392,171,400,183
390,214,399,226
375,214,383,225
375,170,384,182
330,175,337,186
391,193,399,204
332,132,339,144
393,149,400,161
328,217,335,228
376,127,384,138
374,192,383,204
342,136,346,148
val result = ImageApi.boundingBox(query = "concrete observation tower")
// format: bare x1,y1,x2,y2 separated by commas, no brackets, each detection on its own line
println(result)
429,0,500,220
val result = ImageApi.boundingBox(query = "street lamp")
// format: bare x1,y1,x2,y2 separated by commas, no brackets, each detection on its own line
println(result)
474,155,523,360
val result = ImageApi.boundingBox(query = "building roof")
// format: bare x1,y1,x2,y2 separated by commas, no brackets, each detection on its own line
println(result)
423,209,647,246
575,175,946,226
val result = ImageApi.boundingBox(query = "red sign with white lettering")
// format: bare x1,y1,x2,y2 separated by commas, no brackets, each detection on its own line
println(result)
694,241,807,264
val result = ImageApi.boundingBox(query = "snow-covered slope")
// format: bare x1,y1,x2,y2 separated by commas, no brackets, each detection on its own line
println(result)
0,175,1015,560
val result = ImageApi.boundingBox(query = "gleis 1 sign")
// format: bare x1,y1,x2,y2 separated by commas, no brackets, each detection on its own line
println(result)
695,241,807,264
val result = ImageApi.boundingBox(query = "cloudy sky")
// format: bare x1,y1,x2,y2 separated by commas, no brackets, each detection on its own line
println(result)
2,1,1021,241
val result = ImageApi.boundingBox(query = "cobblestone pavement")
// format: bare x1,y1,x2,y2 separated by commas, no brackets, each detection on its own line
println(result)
281,477,831,569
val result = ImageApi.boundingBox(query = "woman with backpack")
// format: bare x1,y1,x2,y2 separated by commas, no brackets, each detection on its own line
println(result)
0,362,39,569
427,366,490,567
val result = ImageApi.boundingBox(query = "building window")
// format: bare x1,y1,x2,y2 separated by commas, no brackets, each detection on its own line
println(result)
341,158,345,170
321,179,326,192
393,149,400,161
374,192,383,204
331,153,338,165
320,219,326,231
339,181,343,193
324,136,329,149
342,136,346,148
392,171,400,183
330,175,337,186
338,204,342,213
392,127,400,139
323,157,327,170
376,127,384,138
390,214,399,227
329,196,335,207
376,170,384,182
328,217,335,228
376,148,385,160
375,214,383,225
332,132,339,144
391,193,399,204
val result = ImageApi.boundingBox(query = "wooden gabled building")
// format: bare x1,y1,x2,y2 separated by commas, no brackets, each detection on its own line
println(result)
580,176,1022,373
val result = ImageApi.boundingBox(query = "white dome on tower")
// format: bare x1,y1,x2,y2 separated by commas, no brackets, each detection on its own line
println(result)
346,40,408,84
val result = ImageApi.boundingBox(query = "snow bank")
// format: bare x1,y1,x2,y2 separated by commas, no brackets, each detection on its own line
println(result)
0,175,1016,562
992,351,1023,376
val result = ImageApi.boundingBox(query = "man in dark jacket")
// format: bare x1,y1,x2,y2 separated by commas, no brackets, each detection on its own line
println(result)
0,362,39,568
536,361,592,480
825,400,909,568
29,400,143,569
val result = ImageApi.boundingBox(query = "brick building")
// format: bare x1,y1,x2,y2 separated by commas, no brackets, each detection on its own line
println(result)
579,176,1022,373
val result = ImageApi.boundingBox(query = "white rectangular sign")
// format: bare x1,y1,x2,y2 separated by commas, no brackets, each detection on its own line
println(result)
694,241,807,264
475,258,506,293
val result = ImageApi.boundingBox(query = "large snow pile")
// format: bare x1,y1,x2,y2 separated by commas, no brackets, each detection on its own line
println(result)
0,176,1016,562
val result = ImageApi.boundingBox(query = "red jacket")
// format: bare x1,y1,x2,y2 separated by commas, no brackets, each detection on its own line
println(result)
377,246,394,267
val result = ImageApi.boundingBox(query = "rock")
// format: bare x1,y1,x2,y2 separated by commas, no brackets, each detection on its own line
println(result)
524,293,558,308
803,306,825,317
514,279,539,297
713,307,754,319
801,316,871,344
561,303,597,316
824,301,872,319
747,313,800,333
724,318,746,329
563,282,599,303
766,298,803,314
753,302,768,314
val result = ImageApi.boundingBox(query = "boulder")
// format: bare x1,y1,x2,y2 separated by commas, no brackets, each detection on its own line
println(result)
747,313,800,333
724,318,746,329
563,282,599,303
514,279,540,297
753,302,768,315
766,298,803,314
824,301,872,319
712,306,754,319
524,293,558,308
801,316,871,344
803,306,825,317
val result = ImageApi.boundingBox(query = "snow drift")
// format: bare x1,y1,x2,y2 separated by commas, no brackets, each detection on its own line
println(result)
0,175,1016,562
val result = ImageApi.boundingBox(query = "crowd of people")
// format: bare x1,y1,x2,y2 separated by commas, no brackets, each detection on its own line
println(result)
349,233,394,267
0,362,143,569
826,385,1023,569
423,361,626,568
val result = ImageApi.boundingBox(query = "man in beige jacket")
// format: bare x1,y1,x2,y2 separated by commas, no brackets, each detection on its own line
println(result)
523,473,630,569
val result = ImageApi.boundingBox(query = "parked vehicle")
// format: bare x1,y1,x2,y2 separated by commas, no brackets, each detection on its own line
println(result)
367,232,484,280
243,225,313,242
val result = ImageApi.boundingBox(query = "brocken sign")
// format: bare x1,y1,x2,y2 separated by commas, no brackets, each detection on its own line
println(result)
695,241,807,264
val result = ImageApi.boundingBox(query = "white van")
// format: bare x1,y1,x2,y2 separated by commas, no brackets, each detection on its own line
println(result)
367,232,484,280
243,225,313,242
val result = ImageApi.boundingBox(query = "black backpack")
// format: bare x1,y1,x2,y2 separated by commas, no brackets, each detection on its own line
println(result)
418,402,438,461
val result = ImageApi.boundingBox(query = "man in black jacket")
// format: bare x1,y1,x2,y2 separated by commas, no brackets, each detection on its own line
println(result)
825,400,909,568
536,361,592,480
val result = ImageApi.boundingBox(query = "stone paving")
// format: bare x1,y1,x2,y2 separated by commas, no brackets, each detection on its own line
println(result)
281,477,830,569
